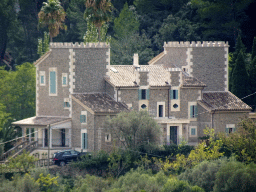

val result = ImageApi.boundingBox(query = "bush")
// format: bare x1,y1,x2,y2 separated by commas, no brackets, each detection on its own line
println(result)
161,178,204,192
214,160,256,192
110,168,168,192
178,158,228,192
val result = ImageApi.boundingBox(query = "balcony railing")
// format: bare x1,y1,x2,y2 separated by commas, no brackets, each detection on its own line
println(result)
37,138,70,148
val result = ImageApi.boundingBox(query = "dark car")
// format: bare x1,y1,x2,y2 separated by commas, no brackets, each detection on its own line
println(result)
53,150,88,166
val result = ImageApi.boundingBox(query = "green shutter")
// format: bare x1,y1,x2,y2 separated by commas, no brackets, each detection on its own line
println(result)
225,128,229,134
67,102,70,107
233,127,236,132
50,71,56,94
195,105,198,117
84,115,87,123
64,102,65,108
176,90,178,99
138,89,142,100
190,105,193,118
63,76,66,85
80,115,83,123
170,90,173,99
146,89,150,99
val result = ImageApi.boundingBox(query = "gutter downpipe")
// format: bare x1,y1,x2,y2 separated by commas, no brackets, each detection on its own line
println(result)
168,85,171,118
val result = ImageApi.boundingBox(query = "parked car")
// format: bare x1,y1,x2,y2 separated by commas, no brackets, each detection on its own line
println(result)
53,150,89,166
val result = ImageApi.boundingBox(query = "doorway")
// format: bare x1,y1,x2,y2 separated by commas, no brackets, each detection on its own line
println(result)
170,126,178,145
61,129,65,147
44,129,48,147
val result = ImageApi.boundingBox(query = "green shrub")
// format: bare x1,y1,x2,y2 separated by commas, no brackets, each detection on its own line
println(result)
178,158,228,192
161,178,204,192
214,160,256,192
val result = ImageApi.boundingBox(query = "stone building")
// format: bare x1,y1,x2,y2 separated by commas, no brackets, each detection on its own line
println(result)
12,41,251,158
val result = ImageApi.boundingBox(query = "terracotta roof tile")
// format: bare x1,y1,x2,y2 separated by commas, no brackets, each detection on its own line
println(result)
72,93,128,113
198,91,251,111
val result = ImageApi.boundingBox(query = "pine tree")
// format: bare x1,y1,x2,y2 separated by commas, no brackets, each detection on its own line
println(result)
229,35,246,90
231,51,249,103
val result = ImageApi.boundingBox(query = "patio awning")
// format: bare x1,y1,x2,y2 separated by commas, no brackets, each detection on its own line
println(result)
12,116,71,128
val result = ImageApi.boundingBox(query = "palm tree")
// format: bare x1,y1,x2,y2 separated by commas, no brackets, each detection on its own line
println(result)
38,0,66,42
84,0,113,42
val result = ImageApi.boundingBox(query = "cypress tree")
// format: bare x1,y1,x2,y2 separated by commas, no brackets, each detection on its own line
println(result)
251,37,256,61
248,37,256,110
231,51,249,103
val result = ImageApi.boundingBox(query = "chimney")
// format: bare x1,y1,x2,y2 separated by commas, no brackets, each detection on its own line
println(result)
133,53,139,66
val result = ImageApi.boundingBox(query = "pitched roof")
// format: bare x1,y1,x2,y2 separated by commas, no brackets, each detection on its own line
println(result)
12,116,71,126
198,91,252,111
182,74,206,87
72,93,129,113
148,52,165,65
105,65,170,87
34,51,51,66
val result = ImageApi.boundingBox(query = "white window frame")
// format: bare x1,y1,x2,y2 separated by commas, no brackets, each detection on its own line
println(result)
157,102,165,118
226,124,235,134
105,133,111,142
80,111,87,124
62,73,68,87
49,67,57,96
189,126,197,137
39,71,45,86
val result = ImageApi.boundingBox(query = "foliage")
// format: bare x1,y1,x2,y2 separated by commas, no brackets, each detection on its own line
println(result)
110,168,167,192
72,174,111,192
111,3,154,65
7,150,38,172
161,178,204,192
36,173,59,192
178,158,229,192
105,110,161,151
248,37,256,110
83,17,111,43
213,160,256,192
231,51,249,102
37,32,50,57
162,128,223,174
38,0,67,41
84,0,113,42
219,118,256,163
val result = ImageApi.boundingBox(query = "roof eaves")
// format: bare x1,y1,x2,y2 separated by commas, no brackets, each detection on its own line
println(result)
71,95,95,114
148,52,166,65
34,51,51,66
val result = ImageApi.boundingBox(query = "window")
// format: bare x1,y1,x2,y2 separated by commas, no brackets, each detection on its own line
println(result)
226,124,236,134
49,68,57,96
105,133,111,142
39,71,45,86
62,73,68,87
190,127,197,137
81,131,88,150
170,89,178,100
80,111,87,124
138,89,149,100
159,105,163,117
190,105,198,118
64,98,70,108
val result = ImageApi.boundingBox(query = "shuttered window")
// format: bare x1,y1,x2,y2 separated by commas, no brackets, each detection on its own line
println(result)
138,89,150,100
82,133,88,149
190,105,198,118
170,90,178,100
80,115,86,123
191,128,196,136
50,71,56,94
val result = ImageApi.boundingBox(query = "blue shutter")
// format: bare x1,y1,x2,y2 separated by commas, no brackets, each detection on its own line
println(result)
146,89,150,99
190,105,193,118
82,133,88,149
195,105,198,117
138,89,142,100
80,115,83,123
63,76,66,85
64,102,65,108
170,90,173,99
41,75,44,84
191,128,196,135
84,115,87,123
67,102,70,107
175,90,178,99
50,71,56,94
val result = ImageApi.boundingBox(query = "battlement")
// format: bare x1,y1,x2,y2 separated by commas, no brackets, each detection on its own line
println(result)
136,67,149,72
164,41,229,48
50,42,110,48
168,68,182,72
